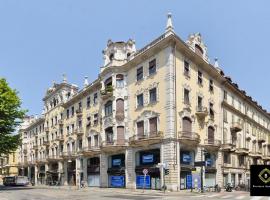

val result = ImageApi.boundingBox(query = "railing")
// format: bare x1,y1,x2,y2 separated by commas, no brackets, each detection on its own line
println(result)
231,122,242,132
178,131,200,141
204,139,221,146
100,86,113,96
102,139,126,146
58,119,64,125
196,106,208,114
129,131,163,141
76,108,83,116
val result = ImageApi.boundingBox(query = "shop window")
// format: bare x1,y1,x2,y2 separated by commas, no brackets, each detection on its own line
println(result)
180,151,193,165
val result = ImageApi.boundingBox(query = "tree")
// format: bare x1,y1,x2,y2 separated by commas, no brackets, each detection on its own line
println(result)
0,78,26,155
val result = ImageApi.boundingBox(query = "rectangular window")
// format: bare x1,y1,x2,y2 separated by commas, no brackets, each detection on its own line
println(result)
94,135,98,146
149,59,156,75
209,102,214,118
94,93,98,104
184,88,190,104
224,153,231,164
137,66,143,81
137,94,144,107
66,109,69,119
224,91,227,101
87,96,90,108
184,60,190,76
209,79,214,92
94,113,98,125
149,88,157,103
224,110,228,122
137,121,144,136
198,70,203,85
149,117,157,135
71,106,74,116
198,96,202,109
78,102,82,109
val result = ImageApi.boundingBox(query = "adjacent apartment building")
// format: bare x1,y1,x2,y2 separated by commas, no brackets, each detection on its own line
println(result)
16,14,270,191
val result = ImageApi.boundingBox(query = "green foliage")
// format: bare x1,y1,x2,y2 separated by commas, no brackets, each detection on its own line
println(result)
0,78,26,155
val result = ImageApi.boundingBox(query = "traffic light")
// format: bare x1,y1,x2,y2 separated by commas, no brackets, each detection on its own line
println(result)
164,168,170,175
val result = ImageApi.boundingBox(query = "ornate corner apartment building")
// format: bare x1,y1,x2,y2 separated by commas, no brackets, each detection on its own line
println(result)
16,14,270,191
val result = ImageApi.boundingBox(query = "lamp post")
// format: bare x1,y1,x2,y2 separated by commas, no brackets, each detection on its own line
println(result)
201,148,207,193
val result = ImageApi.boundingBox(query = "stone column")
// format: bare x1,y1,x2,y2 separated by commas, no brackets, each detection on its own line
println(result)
63,161,68,186
28,166,31,182
82,158,88,186
76,158,81,189
58,161,63,185
235,173,239,186
34,165,38,185
100,153,108,188
125,148,136,189
228,172,231,184
45,163,49,185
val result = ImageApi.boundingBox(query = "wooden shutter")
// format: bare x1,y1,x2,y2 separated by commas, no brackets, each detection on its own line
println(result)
208,126,215,143
117,126,125,145
182,117,192,136
149,117,157,136
137,121,144,138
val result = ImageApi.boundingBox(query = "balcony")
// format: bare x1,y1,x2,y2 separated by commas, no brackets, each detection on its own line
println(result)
36,157,48,164
74,127,84,136
100,86,113,100
262,155,270,161
258,135,266,143
82,145,100,156
115,112,125,121
178,131,200,146
129,131,163,147
44,127,49,133
101,139,127,153
221,139,236,152
204,139,221,152
195,106,208,119
62,151,77,159
235,147,249,155
230,122,242,133
47,154,63,162
55,135,64,142
43,140,50,146
76,108,83,117
58,119,64,125
249,151,262,158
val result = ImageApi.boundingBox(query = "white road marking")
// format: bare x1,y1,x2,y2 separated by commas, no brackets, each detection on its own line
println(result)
221,195,233,199
250,197,262,200
208,194,220,198
235,196,246,200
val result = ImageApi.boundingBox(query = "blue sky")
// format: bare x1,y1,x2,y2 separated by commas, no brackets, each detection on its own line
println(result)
1,0,270,115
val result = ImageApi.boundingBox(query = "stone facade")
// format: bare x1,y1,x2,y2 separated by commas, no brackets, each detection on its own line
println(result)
15,14,270,191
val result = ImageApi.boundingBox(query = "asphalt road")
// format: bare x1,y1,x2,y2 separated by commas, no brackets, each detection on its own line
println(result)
0,185,267,200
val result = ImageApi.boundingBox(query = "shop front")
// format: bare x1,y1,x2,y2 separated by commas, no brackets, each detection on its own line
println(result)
204,153,217,187
135,149,161,190
180,150,195,190
67,160,76,186
87,157,100,187
107,154,125,188
46,163,60,185
38,165,46,185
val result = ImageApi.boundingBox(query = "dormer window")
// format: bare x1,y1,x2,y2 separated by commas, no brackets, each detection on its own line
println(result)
195,44,204,57
127,53,131,58
109,53,114,61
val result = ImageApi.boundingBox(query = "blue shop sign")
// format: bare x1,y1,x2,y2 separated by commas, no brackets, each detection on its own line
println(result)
183,154,191,162
142,154,154,164
186,174,192,189
206,159,212,166
112,159,121,167
110,176,125,187
136,175,151,189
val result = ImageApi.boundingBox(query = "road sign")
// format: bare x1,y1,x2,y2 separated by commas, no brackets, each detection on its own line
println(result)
143,169,148,175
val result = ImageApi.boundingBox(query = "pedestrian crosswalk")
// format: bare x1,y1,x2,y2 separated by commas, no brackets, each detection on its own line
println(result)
195,192,270,200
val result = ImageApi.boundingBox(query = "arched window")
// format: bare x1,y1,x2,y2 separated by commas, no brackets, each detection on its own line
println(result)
105,100,113,116
195,44,204,57
104,77,112,88
116,74,124,88
208,126,215,143
182,117,192,135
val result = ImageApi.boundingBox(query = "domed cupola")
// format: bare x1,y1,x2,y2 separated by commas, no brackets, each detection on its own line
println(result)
102,39,136,71
186,33,209,63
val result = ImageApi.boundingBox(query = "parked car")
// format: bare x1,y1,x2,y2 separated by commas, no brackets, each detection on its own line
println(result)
3,176,29,186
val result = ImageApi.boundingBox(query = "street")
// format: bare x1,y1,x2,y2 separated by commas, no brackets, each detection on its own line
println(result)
0,186,266,200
